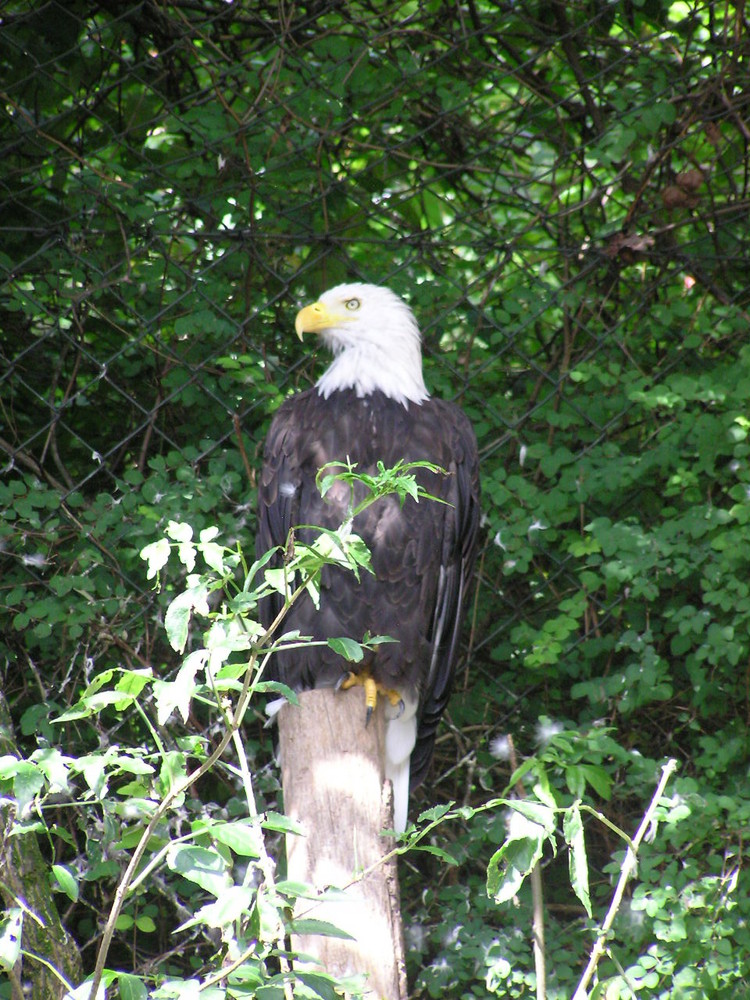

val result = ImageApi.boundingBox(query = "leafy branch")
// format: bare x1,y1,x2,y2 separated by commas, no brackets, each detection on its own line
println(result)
62,462,430,1000
572,757,679,1000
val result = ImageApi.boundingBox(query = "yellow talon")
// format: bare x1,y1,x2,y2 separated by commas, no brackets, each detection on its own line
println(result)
383,687,403,708
363,675,378,719
340,670,402,725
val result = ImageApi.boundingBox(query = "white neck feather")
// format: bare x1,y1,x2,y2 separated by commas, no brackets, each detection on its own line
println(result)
317,338,429,406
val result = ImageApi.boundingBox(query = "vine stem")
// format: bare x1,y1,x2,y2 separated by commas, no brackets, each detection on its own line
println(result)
506,734,546,1000
572,757,679,1000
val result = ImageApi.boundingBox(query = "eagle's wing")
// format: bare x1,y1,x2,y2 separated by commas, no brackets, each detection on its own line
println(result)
410,401,481,787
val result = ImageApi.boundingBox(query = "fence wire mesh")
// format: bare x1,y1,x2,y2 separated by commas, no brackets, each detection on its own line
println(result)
2,0,750,800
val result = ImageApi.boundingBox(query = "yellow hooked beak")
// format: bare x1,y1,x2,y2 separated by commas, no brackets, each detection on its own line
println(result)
294,301,348,340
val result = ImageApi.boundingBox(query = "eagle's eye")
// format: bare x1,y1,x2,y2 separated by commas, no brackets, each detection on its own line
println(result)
345,298,360,311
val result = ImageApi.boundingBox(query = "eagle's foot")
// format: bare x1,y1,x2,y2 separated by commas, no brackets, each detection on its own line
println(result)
339,670,403,725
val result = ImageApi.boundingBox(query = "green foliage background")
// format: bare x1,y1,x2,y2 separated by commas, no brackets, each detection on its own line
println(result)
1,0,749,995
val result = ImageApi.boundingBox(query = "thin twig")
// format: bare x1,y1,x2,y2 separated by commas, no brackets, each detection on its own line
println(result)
0,93,132,187
233,412,256,489
530,863,546,1000
507,734,546,1000
572,758,679,1000
7,961,23,1000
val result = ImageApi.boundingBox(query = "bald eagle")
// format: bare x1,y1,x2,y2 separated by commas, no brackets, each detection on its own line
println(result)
257,283,480,830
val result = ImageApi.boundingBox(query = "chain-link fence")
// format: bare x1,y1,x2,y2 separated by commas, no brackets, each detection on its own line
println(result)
3,0,750,825
4,0,750,992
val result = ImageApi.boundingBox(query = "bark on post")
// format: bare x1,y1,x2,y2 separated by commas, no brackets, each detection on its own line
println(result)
278,687,407,1000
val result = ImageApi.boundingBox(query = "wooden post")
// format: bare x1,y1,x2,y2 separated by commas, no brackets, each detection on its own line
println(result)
278,687,407,1000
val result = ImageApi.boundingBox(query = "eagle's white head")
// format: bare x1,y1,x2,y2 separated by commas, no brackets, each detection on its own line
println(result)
294,282,429,406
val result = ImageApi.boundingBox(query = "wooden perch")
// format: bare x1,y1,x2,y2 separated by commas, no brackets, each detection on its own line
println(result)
278,687,407,1000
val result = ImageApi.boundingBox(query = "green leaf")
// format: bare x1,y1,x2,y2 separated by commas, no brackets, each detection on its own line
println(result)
164,583,209,653
413,844,459,865
58,691,132,722
486,833,544,903
115,669,153,703
66,980,107,1000
166,845,230,896
0,909,22,972
210,820,261,857
264,566,292,599
289,917,355,940
118,973,148,1000
327,636,364,661
186,886,256,930
505,798,556,834
363,633,398,646
166,521,193,543
0,755,21,779
13,762,45,812
73,684,137,716
274,879,322,900
563,802,592,917
255,680,300,705
164,590,194,653
580,763,613,800
415,802,454,824
256,887,284,941
51,863,79,901
486,804,555,903
198,528,227,572
32,747,72,793
86,860,121,881
140,537,171,580
75,754,107,795
154,649,207,724
158,751,187,796
295,971,342,1000
262,811,303,835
